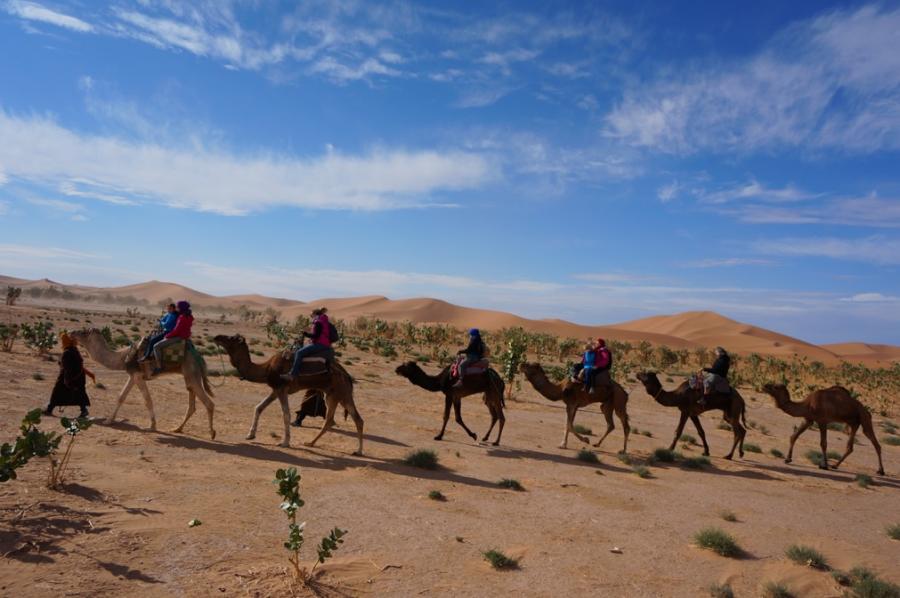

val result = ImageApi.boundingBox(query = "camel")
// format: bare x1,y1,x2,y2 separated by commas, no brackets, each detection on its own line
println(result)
213,335,364,455
519,362,631,452
70,328,216,439
762,383,884,475
394,361,506,445
636,372,746,459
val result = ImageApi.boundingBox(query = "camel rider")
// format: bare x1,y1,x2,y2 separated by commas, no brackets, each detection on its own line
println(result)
580,342,598,393
700,346,731,401
591,338,613,390
281,307,333,382
142,303,177,361
453,328,485,388
151,301,193,375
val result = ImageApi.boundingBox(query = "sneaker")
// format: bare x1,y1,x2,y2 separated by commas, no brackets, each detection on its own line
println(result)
588,387,595,395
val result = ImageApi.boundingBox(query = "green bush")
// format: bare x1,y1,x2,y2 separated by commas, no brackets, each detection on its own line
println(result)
633,465,651,478
403,449,439,470
576,449,599,463
708,583,734,598
720,510,737,522
694,527,741,557
497,478,524,491
428,490,446,501
770,448,784,458
883,436,900,446
651,448,677,463
887,523,900,540
573,424,592,435
483,549,518,570
805,449,842,466
21,321,55,354
683,456,711,469
856,473,873,488
762,582,794,598
785,544,828,569
743,443,762,453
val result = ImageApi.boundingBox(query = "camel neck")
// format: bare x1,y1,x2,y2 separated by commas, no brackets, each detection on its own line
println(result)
523,368,564,401
403,365,444,392
81,334,129,370
226,345,273,383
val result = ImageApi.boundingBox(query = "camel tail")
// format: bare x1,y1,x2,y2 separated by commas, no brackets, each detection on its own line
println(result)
195,350,215,397
488,369,506,408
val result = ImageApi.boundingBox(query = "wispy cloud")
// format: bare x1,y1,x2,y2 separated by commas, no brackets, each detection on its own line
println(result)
657,181,679,202
840,293,900,303
0,108,495,215
701,180,820,204
754,236,900,265
681,258,774,268
0,243,101,260
723,194,900,228
605,5,900,154
5,0,93,32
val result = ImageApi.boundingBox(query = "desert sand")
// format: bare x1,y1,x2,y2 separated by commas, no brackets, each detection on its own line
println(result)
1,298,898,597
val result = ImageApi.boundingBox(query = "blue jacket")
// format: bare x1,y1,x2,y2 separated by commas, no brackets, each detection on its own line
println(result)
160,312,178,333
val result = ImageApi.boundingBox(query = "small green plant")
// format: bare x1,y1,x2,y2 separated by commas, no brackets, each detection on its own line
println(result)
1,409,61,482
576,449,599,463
845,566,900,597
483,549,517,570
785,544,828,570
21,321,55,354
683,456,711,469
640,430,653,437
720,510,737,522
883,436,900,446
886,523,900,540
573,424,592,435
694,527,741,557
617,453,634,466
0,323,19,352
404,449,439,470
832,570,852,586
497,478,524,491
651,448,677,463
855,473,873,488
717,421,732,431
743,443,762,453
805,449,842,466
680,434,697,445
273,467,347,585
633,465,651,478
48,416,93,488
770,448,784,458
31,372,44,381
762,581,794,598
709,582,734,598
428,490,446,501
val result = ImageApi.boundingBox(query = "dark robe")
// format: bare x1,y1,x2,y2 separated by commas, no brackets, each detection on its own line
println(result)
49,346,91,408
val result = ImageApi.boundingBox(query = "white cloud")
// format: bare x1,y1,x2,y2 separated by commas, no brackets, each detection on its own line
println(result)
0,244,101,260
657,181,679,202
573,273,652,283
0,171,8,186
702,180,819,204
681,258,774,268
840,293,900,303
309,56,401,83
0,109,495,215
26,196,84,213
723,194,900,228
605,5,900,154
754,236,900,265
5,0,93,32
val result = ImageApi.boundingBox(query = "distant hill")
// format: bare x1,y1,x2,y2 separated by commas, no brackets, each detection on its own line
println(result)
3,274,898,366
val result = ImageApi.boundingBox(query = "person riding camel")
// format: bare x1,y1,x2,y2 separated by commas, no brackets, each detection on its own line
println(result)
142,302,177,361
281,307,333,382
151,300,193,375
46,332,95,418
579,341,598,393
578,337,612,394
453,328,485,388
699,346,731,404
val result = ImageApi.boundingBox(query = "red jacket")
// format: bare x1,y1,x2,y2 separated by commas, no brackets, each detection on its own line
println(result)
165,314,193,339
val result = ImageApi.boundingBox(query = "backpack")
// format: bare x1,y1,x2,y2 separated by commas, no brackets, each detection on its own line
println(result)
598,347,613,371
328,322,340,343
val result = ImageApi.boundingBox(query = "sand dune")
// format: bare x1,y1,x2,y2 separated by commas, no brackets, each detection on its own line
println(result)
2,275,897,365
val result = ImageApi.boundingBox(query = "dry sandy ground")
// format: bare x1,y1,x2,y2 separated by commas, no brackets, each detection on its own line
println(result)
1,310,899,597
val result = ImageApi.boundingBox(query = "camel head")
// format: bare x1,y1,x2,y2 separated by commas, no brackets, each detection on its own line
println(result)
213,334,246,352
636,371,659,387
395,361,420,378
762,383,789,402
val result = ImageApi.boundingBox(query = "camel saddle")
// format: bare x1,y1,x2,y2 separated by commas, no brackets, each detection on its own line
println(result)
451,358,489,378
292,356,330,376
139,339,193,379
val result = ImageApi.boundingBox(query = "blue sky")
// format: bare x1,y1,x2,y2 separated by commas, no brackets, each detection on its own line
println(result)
0,1,898,344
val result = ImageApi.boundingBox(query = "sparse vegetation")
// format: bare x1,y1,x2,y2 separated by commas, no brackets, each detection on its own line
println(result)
805,449,842,467
843,566,900,598
404,449,439,470
1,409,60,482
694,527,741,557
573,424,592,435
21,321,55,354
785,544,828,570
0,323,19,352
720,510,737,522
497,478,524,491
762,581,794,598
855,473,873,488
743,443,762,453
680,433,697,445
483,549,518,570
31,372,44,381
633,465,651,478
708,582,734,598
683,456,711,469
770,448,784,458
651,448,677,463
428,490,446,501
886,523,900,540
576,449,599,463
883,436,900,446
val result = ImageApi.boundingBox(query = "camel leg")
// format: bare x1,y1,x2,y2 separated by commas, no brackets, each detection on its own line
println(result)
724,412,746,461
452,396,477,441
833,423,858,471
786,419,812,464
593,401,616,448
690,415,710,456
134,377,157,431
342,398,364,456
172,390,196,434
435,394,452,441
492,401,506,446
481,403,498,444
859,417,885,475
108,375,136,424
560,403,574,448
818,426,829,470
568,404,590,446
277,392,291,448
669,411,689,451
615,397,630,454
247,392,278,440
306,396,338,448
193,385,216,440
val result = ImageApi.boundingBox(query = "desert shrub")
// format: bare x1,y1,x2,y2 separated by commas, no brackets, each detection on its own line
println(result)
720,510,737,522
6,286,22,306
883,436,900,446
694,527,741,557
20,321,55,354
1,409,61,482
770,448,784,458
743,443,762,453
887,523,900,540
31,372,44,381
845,567,900,598
641,429,652,437
805,449,842,466
273,467,347,585
483,549,517,570
785,544,828,570
428,490,446,501
651,448,677,463
762,582,794,598
404,449,439,470
497,478,524,491
680,433,697,445
617,453,634,466
717,421,732,431
708,583,734,598
683,456,711,469
576,449,599,464
633,465,651,478
0,323,18,352
48,416,93,488
497,330,527,400
573,424,592,435
856,474,873,488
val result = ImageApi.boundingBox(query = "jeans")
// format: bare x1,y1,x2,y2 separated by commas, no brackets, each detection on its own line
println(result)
582,366,595,391
144,332,166,358
290,343,330,376
153,337,183,365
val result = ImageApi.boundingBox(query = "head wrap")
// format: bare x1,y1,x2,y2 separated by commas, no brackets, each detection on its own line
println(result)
60,331,75,349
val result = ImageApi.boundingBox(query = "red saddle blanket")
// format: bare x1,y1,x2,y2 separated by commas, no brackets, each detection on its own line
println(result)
451,358,489,378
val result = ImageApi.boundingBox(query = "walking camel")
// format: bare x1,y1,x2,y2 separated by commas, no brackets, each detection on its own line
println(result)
213,334,364,455
636,372,746,459
762,383,884,475
394,361,506,445
70,328,217,439
519,362,631,453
